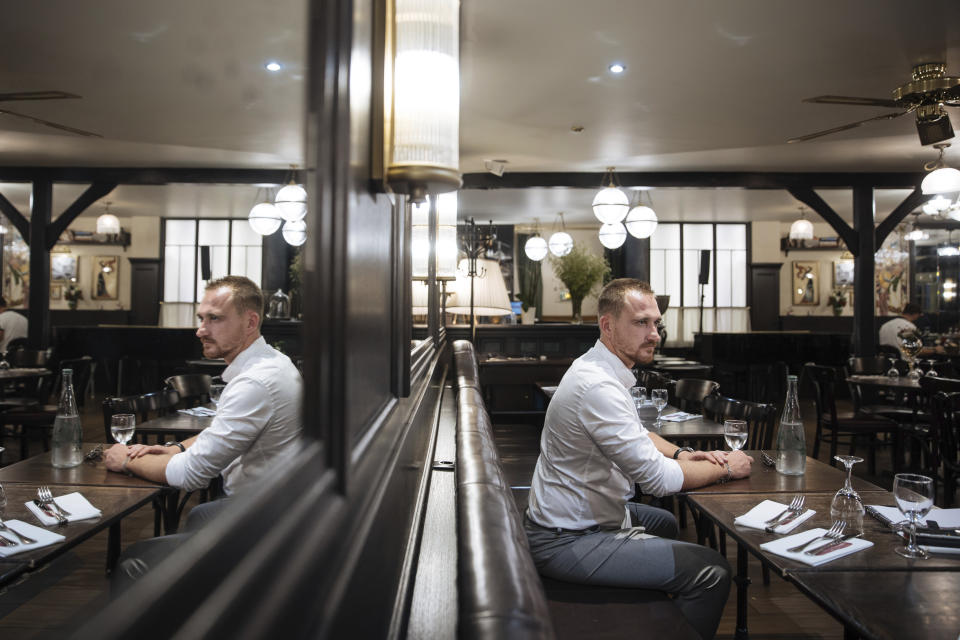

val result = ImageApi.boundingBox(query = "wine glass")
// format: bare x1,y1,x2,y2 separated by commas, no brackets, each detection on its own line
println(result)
651,388,668,430
897,329,923,381
209,383,226,405
924,359,939,377
110,413,136,445
885,357,900,378
831,455,865,535
893,473,934,560
723,419,748,451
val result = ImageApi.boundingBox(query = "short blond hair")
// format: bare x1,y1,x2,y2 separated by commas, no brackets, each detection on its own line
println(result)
205,276,264,325
597,278,655,319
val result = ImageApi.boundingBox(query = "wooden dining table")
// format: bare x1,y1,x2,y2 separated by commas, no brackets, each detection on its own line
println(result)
134,408,214,443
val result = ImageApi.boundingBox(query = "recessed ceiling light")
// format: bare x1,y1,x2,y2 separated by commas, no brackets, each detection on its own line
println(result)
609,63,625,74
265,61,282,72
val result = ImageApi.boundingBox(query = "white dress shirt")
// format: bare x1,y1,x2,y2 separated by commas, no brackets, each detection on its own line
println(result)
879,316,916,349
527,340,684,530
165,336,303,494
0,310,28,353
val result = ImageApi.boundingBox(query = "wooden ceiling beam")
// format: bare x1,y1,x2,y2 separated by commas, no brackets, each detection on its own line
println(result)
0,168,301,185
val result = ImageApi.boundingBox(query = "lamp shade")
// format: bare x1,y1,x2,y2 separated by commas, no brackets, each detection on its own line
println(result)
248,202,282,235
625,205,658,238
282,219,307,246
598,222,627,249
524,235,548,261
447,258,512,316
921,167,960,195
548,231,573,257
592,186,629,224
789,218,814,240
929,195,953,213
275,183,308,222
96,213,121,235
386,0,461,201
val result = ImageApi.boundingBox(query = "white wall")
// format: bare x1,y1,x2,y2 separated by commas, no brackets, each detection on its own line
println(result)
538,228,607,320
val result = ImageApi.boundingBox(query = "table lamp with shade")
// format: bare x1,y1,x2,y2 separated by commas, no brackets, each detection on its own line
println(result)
446,258,513,341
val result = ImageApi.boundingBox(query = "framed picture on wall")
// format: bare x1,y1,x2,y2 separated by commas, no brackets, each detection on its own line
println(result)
50,284,63,300
92,255,119,300
792,261,819,306
50,253,77,282
834,259,854,288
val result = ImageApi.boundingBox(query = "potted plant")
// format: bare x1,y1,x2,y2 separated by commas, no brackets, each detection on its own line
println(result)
549,243,610,323
64,283,83,311
827,288,847,316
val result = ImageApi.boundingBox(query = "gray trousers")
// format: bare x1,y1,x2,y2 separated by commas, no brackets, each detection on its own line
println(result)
525,503,730,640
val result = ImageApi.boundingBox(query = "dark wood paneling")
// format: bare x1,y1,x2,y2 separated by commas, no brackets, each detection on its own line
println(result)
749,263,781,331
128,258,160,325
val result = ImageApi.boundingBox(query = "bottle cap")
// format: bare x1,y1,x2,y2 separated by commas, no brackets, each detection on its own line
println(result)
62,368,73,374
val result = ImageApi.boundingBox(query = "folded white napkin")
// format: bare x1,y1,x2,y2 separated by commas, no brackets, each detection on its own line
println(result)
178,407,217,417
0,520,65,557
735,499,816,534
661,411,698,422
760,527,873,566
25,491,102,526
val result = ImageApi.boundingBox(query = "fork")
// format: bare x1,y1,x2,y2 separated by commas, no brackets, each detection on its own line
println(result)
39,486,71,519
0,517,36,545
764,495,803,526
786,521,846,553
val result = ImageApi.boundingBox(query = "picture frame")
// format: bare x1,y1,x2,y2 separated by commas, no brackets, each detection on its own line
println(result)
833,259,855,288
50,253,77,282
50,284,63,300
92,255,119,300
792,260,819,306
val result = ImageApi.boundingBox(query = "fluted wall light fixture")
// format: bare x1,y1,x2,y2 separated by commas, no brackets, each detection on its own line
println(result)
383,0,462,203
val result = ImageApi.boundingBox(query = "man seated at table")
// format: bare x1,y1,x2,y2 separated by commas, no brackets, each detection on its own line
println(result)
524,278,752,640
879,302,942,357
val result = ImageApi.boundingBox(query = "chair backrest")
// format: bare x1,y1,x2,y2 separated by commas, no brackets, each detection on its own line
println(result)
931,391,960,478
702,394,778,450
638,368,672,391
673,378,719,413
802,362,839,426
847,356,891,376
4,337,28,354
103,394,141,442
59,356,94,408
138,388,182,417
164,374,212,407
919,375,960,395
9,347,53,368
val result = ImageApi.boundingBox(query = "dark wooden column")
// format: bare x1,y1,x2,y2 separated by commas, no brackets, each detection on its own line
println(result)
852,186,876,356
28,179,53,348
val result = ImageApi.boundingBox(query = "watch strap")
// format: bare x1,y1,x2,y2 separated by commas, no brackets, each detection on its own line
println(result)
165,441,186,452
673,446,694,460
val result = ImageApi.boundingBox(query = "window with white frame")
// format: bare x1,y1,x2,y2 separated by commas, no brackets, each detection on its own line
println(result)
162,218,263,327
650,222,748,346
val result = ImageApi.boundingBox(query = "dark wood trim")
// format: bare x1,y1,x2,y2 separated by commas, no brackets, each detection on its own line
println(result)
875,186,926,247
28,179,52,348
47,181,118,249
462,171,923,190
852,185,876,356
0,167,301,185
0,190,29,239
395,197,412,397
786,186,857,254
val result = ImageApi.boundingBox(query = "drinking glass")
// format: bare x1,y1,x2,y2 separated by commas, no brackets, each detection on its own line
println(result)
651,388,668,430
831,455,865,535
210,383,226,405
723,419,747,451
897,329,923,381
110,413,136,445
893,473,934,559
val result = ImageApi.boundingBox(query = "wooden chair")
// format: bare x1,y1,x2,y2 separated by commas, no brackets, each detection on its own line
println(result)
803,362,899,474
701,395,777,450
164,374,212,408
637,368,671,391
930,391,960,507
672,378,719,413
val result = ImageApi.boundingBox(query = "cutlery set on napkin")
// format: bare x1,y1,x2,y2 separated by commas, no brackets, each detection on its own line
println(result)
660,411,699,422
0,490,100,557
736,498,874,565
178,406,217,417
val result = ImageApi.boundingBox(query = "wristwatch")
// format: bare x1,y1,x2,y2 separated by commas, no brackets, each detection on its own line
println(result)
165,441,186,452
673,446,694,460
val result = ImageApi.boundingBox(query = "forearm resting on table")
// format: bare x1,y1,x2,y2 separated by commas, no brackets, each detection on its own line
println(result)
677,459,729,490
120,451,174,484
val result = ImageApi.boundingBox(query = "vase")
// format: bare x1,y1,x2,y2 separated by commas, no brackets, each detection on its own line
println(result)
832,306,842,317
521,306,537,325
571,298,583,324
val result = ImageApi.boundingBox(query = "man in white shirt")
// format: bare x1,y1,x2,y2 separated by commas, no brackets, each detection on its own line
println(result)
105,275,302,498
878,302,922,350
525,278,752,640
0,297,28,353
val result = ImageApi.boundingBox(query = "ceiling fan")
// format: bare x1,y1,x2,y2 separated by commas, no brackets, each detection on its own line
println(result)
788,62,960,145
0,90,101,137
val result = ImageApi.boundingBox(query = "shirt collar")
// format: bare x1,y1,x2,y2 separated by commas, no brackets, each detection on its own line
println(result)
591,339,637,389
222,335,269,382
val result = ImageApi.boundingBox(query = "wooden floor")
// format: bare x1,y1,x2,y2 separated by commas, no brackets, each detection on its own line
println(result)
0,394,204,639
0,393,907,639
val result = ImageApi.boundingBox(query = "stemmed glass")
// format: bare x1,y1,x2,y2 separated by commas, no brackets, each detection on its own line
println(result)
885,357,900,378
723,419,747,452
110,413,136,445
651,388,668,431
893,473,934,560
831,455,865,535
924,359,939,377
629,386,647,411
897,329,923,381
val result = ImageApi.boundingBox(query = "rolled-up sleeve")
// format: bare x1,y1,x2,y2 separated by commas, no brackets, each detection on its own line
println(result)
165,377,271,491
579,380,684,497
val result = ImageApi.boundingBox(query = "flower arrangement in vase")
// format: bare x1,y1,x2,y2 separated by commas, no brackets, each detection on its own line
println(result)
827,288,847,316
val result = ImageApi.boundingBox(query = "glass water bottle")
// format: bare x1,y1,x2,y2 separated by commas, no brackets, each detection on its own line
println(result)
775,374,806,476
51,368,83,468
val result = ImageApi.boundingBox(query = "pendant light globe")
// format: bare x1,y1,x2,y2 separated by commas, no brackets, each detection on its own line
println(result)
248,202,283,236
548,231,573,257
524,235,548,261
598,222,627,249
625,205,658,238
275,183,308,222
592,186,629,224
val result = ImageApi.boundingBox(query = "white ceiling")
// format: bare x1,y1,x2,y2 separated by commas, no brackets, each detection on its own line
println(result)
0,0,959,228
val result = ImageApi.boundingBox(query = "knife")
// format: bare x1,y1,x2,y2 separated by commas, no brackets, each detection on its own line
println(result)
766,508,807,532
805,533,862,555
33,499,66,525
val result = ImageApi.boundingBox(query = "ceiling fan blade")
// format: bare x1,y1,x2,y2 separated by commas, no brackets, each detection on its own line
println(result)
0,108,101,137
802,95,902,109
787,110,908,143
0,91,81,102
